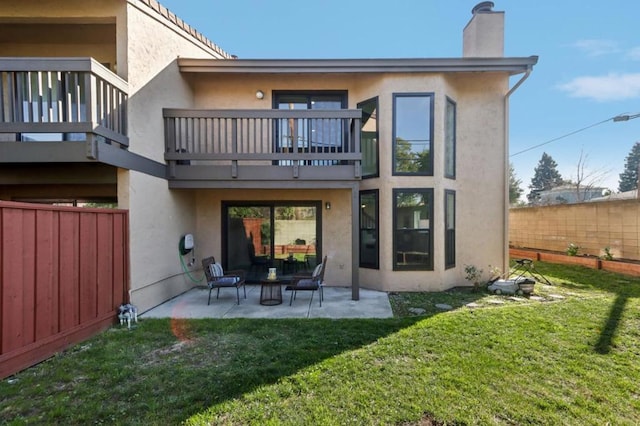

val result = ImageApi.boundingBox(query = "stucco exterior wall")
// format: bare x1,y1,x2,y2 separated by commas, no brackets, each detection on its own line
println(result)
122,2,225,311
0,1,120,66
186,71,509,292
448,73,508,280
0,41,116,68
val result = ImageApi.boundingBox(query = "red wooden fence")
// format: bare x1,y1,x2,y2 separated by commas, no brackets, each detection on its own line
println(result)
0,201,129,379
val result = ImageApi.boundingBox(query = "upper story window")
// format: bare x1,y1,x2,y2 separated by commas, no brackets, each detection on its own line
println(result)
392,93,434,175
445,97,456,179
358,97,379,178
274,91,346,152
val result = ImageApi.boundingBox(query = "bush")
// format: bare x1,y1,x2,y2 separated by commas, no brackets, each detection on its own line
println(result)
464,264,484,290
566,243,580,256
601,246,614,261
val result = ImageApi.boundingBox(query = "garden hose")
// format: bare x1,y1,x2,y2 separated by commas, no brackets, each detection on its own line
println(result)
179,250,205,283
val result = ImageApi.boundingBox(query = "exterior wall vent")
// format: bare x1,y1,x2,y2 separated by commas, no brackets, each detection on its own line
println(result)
472,2,495,14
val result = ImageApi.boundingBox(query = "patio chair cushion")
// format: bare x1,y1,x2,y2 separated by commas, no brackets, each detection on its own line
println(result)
216,276,240,285
311,263,323,278
209,263,240,285
294,278,317,290
210,262,224,278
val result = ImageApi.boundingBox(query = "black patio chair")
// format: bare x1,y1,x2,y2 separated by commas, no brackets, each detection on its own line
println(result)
289,255,327,307
202,256,246,305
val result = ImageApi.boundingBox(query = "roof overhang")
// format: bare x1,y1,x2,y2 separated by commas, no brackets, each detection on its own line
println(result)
177,56,538,76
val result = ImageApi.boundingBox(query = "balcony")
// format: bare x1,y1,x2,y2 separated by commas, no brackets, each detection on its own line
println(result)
164,109,362,187
0,57,128,163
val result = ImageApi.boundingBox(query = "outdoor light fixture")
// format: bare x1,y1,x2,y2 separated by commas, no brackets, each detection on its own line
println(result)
325,202,331,210
613,113,640,122
255,90,264,100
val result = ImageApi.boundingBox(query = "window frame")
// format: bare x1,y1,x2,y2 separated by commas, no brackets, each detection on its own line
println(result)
444,96,457,179
392,188,434,271
357,96,379,179
392,93,434,176
272,91,348,164
444,189,456,269
359,189,379,269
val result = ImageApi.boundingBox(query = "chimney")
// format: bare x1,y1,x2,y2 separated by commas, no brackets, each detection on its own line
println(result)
463,1,504,57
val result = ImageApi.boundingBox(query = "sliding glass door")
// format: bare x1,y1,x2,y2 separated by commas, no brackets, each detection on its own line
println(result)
274,91,347,165
223,202,321,282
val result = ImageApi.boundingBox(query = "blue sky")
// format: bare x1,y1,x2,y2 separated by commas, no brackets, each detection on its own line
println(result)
160,0,640,194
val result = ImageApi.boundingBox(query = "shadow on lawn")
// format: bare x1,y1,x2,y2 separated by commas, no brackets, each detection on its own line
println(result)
533,261,640,355
146,317,424,423
595,294,629,354
0,317,424,424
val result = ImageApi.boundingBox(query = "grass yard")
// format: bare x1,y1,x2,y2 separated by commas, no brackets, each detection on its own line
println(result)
1,262,639,425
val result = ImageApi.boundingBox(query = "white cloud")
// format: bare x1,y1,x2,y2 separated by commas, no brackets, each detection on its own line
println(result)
558,73,640,101
627,46,640,60
572,39,620,57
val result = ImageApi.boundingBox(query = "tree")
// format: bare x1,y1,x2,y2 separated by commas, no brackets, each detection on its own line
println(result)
509,163,523,205
618,141,640,192
394,137,429,173
527,152,564,204
570,148,610,202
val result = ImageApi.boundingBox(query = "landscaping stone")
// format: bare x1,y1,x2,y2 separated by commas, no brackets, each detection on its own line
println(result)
466,302,481,308
409,307,426,315
435,303,453,310
549,294,565,299
529,296,545,301
488,299,505,304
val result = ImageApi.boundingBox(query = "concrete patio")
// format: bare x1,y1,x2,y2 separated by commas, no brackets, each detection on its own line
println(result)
141,285,394,319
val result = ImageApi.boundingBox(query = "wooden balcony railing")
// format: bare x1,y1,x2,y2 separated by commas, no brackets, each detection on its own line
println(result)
0,57,128,147
164,109,362,181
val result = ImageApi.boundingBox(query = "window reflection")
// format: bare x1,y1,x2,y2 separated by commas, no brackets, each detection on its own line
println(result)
393,94,433,175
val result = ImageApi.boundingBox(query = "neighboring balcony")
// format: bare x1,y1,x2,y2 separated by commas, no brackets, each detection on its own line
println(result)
164,109,362,187
0,57,128,163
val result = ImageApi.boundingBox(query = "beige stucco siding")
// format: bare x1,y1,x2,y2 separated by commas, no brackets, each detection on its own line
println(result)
0,1,121,66
122,2,224,311
126,173,198,312
448,73,508,282
185,71,510,291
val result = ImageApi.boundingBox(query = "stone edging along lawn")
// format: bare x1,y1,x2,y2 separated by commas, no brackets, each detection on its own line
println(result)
510,247,640,277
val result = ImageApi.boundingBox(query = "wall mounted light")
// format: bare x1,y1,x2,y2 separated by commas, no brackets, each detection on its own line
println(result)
255,90,264,100
325,202,331,210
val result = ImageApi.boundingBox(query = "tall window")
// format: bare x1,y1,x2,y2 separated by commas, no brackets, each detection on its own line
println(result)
358,97,379,178
393,189,433,270
445,97,456,179
359,190,379,268
392,93,434,175
445,190,456,269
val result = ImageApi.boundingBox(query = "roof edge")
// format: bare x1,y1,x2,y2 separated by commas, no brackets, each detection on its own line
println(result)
135,0,233,59
177,56,538,75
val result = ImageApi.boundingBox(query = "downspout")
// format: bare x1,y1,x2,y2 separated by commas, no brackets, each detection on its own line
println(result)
503,66,532,273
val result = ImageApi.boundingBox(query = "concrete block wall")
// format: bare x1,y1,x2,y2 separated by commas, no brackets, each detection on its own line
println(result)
509,199,640,260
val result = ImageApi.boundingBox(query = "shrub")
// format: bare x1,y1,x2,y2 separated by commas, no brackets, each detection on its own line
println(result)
601,246,614,261
464,264,484,290
566,243,580,256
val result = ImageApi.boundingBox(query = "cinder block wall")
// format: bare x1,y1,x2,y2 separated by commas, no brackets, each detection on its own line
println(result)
509,200,640,261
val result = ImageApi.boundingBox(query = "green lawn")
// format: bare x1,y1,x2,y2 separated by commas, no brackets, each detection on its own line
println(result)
2,262,639,425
